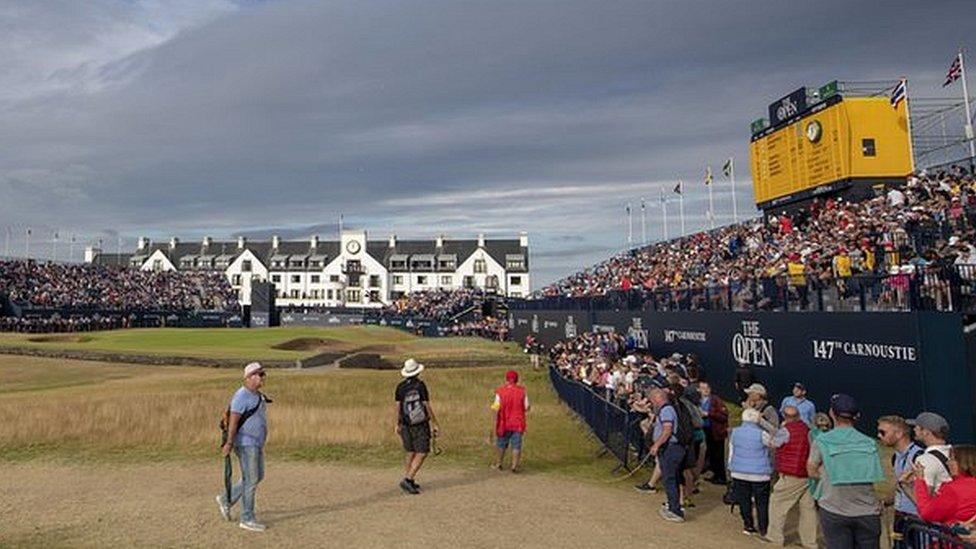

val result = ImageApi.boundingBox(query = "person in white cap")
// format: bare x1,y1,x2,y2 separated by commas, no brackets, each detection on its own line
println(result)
217,362,270,532
744,383,779,435
395,358,440,494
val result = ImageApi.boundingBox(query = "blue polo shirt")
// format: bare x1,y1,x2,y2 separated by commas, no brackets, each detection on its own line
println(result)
893,443,923,515
653,404,678,444
230,387,267,447
780,396,816,427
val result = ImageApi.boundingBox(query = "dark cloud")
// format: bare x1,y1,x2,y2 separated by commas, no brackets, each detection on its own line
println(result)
1,0,973,285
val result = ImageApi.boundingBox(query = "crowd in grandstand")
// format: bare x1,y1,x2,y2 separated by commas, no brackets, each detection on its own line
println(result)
0,314,127,333
0,260,237,312
383,288,481,320
542,167,976,309
548,329,976,544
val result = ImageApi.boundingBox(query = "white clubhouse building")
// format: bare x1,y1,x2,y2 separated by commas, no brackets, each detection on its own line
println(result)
86,230,530,308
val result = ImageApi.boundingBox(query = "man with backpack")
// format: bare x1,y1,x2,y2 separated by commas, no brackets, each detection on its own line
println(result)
217,362,270,532
907,412,952,495
648,388,687,523
395,358,440,495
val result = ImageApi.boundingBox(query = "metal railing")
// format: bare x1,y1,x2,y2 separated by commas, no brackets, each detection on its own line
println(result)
902,516,976,548
518,265,976,313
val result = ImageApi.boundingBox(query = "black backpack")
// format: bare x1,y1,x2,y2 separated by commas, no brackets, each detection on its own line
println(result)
671,402,695,447
401,382,429,426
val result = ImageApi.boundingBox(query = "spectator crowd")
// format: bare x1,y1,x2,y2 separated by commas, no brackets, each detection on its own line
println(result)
0,260,238,312
383,289,482,320
548,330,976,546
541,167,976,312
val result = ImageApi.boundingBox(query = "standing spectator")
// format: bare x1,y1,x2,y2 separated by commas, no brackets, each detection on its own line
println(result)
907,412,953,495
698,381,728,484
217,362,270,532
780,382,816,427
733,362,757,403
395,359,440,495
648,388,686,523
877,415,923,548
913,444,976,525
728,408,773,538
525,333,541,370
744,384,780,434
806,394,884,549
766,405,818,548
491,370,530,473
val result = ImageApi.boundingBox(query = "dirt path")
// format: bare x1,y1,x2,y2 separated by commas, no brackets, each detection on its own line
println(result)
1,461,765,548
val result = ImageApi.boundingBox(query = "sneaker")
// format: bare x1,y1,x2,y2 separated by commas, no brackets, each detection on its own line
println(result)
239,521,266,532
399,478,419,495
215,495,230,521
660,501,685,513
407,478,421,491
756,535,772,543
742,527,758,536
633,482,656,493
658,507,686,523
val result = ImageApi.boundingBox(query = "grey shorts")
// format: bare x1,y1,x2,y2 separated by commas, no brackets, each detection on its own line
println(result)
400,423,431,453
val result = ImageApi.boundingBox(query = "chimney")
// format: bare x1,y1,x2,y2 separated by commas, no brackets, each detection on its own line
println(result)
309,235,319,249
237,236,246,250
202,236,212,248
137,237,149,251
519,231,528,248
271,235,280,249
477,233,486,247
436,234,444,248
169,237,179,249
84,246,100,263
388,234,397,248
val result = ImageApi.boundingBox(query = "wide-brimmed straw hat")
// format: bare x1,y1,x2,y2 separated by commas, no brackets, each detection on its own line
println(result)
401,358,425,378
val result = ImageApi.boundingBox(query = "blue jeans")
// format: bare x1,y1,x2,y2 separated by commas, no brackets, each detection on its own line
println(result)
659,443,686,517
496,431,524,450
224,446,264,523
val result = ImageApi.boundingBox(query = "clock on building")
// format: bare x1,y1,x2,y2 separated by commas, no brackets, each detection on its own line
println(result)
345,240,361,254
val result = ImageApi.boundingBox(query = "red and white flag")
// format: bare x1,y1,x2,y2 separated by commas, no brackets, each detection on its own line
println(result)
944,53,962,87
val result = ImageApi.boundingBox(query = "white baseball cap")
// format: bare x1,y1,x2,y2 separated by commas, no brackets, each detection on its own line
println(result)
243,362,264,378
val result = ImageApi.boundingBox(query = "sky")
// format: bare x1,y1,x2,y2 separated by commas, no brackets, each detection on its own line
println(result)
1,0,974,286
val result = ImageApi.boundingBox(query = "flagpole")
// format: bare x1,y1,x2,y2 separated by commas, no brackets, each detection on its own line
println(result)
3,227,9,258
902,78,917,172
52,231,58,262
958,50,976,159
678,180,686,236
627,202,633,247
730,157,739,223
25,227,31,259
640,198,646,245
708,174,715,230
70,235,76,262
660,186,669,241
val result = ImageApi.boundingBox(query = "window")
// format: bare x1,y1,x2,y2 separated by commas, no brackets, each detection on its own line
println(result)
391,260,406,270
271,274,281,283
348,274,361,287
311,275,320,284
861,138,876,157
510,276,522,286
440,275,452,285
232,274,242,286
330,275,339,282
438,259,456,270
346,289,361,302
464,276,475,288
369,290,380,302
393,275,404,285
474,259,487,273
310,289,319,299
510,291,522,298
153,259,163,272
290,289,299,298
309,260,320,268
291,275,300,283
506,256,525,270
486,275,499,288
417,275,428,285
369,275,380,288
242,260,252,272
290,259,305,269
327,289,334,300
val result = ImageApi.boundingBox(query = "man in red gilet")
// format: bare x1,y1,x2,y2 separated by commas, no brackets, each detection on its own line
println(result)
766,405,818,547
491,370,530,472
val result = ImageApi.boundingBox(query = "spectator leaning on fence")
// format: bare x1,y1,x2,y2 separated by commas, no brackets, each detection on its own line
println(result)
913,444,976,526
907,412,953,495
806,394,885,549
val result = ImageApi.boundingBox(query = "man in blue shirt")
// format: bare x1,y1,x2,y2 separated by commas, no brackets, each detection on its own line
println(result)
780,382,816,428
217,362,269,532
877,415,923,548
648,388,685,524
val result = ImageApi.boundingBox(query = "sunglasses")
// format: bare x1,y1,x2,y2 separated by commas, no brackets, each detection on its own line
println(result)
877,429,887,437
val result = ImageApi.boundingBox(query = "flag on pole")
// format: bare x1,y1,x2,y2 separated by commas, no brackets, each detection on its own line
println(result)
640,198,646,211
722,158,733,179
944,53,962,87
890,78,907,108
625,203,631,215
673,181,683,194
704,166,713,186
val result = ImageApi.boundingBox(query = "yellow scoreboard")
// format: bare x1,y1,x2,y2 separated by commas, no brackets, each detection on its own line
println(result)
749,93,913,209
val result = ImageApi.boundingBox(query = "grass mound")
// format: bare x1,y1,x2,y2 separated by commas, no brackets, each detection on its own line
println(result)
271,337,332,351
